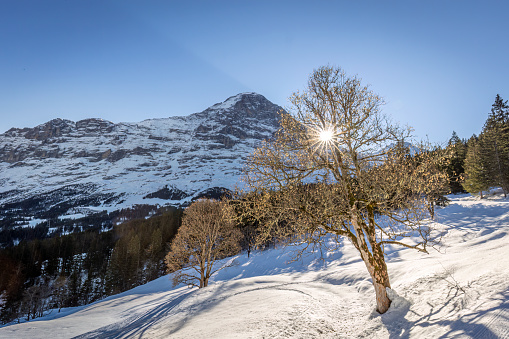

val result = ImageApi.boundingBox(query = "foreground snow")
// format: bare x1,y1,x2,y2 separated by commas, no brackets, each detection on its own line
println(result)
1,194,509,338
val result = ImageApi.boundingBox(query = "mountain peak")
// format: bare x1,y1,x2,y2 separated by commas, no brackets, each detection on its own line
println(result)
24,118,75,140
209,92,265,111
204,92,283,123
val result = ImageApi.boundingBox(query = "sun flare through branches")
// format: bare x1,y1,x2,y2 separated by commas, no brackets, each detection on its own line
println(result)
307,124,341,159
319,128,334,142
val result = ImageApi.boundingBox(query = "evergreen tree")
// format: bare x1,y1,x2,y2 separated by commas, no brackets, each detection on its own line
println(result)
480,95,509,195
463,136,490,198
126,234,142,288
447,131,467,193
145,228,164,281
486,94,509,129
105,241,128,294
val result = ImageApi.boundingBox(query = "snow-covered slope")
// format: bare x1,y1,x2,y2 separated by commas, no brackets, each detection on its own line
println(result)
0,93,282,231
1,193,508,338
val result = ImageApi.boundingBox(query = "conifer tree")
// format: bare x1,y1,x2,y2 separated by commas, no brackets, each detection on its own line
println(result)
480,95,509,195
463,136,490,198
446,131,467,193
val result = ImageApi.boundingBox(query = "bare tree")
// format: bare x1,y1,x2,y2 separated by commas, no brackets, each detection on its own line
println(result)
165,199,241,288
20,283,52,320
52,276,68,313
239,66,449,313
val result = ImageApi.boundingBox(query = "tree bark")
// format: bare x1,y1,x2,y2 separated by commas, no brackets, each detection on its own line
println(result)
350,211,392,314
200,268,205,288
370,261,391,314
360,247,392,313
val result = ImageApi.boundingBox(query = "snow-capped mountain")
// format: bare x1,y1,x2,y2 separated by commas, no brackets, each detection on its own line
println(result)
0,93,282,234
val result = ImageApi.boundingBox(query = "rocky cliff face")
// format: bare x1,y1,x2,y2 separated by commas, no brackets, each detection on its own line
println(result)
0,93,282,242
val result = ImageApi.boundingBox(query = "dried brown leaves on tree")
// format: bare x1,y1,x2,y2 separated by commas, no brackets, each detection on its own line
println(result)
238,66,449,313
165,199,241,288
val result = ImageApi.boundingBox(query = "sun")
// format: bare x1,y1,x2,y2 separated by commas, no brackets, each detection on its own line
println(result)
319,128,334,142
308,125,341,157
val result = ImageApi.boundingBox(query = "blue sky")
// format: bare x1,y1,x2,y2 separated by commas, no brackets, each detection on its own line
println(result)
1,1,508,143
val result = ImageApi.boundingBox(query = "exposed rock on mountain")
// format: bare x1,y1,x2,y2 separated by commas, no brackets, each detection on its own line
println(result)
143,186,188,200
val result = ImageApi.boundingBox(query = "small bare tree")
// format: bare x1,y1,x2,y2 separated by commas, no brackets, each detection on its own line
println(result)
239,66,449,313
165,199,241,288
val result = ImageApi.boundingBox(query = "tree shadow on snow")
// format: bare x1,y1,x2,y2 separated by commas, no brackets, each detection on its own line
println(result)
437,201,509,232
72,289,194,339
380,288,509,338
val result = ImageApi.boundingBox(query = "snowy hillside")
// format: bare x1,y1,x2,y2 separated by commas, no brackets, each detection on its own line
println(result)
0,93,282,235
1,193,508,338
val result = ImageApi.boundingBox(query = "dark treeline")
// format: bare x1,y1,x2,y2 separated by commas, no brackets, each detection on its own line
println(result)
0,211,118,248
0,207,182,324
0,204,168,248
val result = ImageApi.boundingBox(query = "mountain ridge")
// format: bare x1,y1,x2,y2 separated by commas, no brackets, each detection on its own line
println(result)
0,93,283,244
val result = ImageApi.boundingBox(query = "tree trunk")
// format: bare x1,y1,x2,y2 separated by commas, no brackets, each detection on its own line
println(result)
200,269,205,288
199,269,209,288
362,248,392,314
428,201,435,220
373,280,391,313
350,211,392,314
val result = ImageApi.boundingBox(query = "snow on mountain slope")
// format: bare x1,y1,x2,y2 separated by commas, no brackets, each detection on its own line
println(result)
1,193,508,338
0,93,282,231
